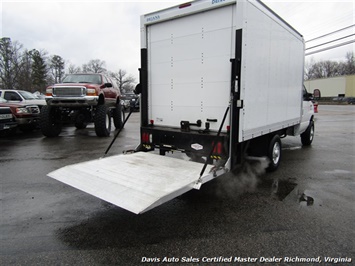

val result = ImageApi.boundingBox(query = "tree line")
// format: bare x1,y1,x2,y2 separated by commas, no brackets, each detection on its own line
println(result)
0,37,136,93
1,37,354,93
305,51,355,80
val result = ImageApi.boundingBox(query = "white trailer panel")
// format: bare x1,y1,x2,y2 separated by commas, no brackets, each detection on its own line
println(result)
147,4,236,131
143,0,304,139
238,0,304,141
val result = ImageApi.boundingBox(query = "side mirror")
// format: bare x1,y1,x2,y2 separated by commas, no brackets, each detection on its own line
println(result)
134,83,142,95
104,82,113,88
305,93,314,101
313,89,321,101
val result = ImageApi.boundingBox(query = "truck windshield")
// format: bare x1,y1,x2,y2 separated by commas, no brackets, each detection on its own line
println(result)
62,74,102,84
18,90,37,100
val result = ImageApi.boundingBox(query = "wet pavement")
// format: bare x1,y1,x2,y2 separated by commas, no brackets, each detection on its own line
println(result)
1,106,354,265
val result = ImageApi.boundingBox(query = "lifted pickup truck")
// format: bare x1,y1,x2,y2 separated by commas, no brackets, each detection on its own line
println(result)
42,73,124,137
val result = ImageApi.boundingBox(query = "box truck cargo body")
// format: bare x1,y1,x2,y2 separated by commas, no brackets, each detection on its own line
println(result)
48,0,315,214
139,0,311,167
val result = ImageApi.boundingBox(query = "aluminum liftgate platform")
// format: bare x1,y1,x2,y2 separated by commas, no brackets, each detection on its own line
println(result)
48,152,224,214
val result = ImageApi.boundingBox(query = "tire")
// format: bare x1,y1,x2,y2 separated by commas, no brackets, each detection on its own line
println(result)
267,135,282,172
19,124,35,132
94,105,111,137
301,120,314,146
73,111,88,129
112,101,125,129
40,105,62,137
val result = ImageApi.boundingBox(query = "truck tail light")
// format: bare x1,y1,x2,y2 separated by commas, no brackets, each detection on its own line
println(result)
142,132,152,143
212,141,223,155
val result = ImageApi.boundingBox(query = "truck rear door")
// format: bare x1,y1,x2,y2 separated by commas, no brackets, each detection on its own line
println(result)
146,3,236,132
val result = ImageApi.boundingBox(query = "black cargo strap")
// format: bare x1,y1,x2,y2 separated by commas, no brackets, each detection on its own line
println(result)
198,106,230,181
103,109,133,157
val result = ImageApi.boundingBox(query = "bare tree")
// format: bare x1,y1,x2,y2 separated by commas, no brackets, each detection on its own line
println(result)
344,51,355,75
304,58,315,80
68,64,81,74
82,59,106,73
0,37,24,89
109,69,136,93
17,49,33,90
321,60,339,78
305,51,355,80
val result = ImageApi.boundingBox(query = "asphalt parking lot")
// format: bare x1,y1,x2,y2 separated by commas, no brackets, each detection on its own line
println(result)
1,105,354,265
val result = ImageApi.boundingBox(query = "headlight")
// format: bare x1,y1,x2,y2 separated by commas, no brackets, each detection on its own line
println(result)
86,88,97,96
15,107,30,114
46,88,53,96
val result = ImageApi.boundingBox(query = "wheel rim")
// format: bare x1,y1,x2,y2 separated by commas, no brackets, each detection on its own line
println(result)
121,110,125,123
310,125,314,141
105,113,110,129
272,142,281,165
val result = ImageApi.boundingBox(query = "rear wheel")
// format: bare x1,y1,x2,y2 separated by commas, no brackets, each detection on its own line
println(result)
73,110,88,129
301,120,314,146
112,101,125,129
267,135,281,172
94,105,111,137
40,105,62,137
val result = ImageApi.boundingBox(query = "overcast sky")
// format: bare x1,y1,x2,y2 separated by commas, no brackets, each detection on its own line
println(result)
1,0,354,80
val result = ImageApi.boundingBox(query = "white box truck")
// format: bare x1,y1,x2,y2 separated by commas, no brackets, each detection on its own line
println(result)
48,0,315,214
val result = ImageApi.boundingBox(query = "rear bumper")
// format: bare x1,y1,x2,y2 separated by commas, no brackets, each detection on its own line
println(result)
141,126,229,159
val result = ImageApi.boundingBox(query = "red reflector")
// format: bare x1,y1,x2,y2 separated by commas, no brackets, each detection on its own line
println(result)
212,141,223,155
216,142,222,154
179,2,191,8
142,132,150,143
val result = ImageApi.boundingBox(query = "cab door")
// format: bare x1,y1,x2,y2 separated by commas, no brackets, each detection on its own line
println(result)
300,87,314,133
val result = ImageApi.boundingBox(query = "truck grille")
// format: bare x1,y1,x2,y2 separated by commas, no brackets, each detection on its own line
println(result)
27,106,40,114
0,107,12,115
0,107,13,121
0,113,13,120
53,86,86,97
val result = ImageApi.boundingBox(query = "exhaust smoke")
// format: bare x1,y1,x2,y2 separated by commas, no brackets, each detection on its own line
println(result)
216,157,270,197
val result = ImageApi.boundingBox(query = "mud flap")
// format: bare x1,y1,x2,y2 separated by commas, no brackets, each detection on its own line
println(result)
48,152,224,214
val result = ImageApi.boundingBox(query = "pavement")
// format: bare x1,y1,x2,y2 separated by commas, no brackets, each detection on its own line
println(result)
0,105,354,265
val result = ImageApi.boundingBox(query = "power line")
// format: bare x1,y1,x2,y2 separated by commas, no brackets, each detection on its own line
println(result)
306,34,355,50
305,40,355,56
305,24,355,43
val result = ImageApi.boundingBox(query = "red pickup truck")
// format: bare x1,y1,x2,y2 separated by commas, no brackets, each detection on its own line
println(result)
42,73,124,137
0,97,40,133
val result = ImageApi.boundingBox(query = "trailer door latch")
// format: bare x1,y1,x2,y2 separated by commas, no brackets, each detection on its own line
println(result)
180,120,202,132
